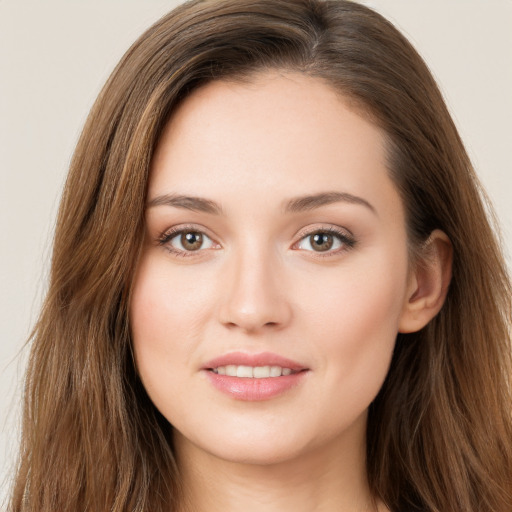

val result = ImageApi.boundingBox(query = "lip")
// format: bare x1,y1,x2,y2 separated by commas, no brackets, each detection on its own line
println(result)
203,351,306,372
202,351,309,401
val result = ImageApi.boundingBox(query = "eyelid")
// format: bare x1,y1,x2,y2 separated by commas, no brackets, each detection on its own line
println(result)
155,223,356,258
292,224,356,255
157,224,221,256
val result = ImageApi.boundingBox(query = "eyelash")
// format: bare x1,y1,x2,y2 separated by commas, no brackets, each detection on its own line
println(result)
157,224,217,258
157,225,356,258
293,226,356,257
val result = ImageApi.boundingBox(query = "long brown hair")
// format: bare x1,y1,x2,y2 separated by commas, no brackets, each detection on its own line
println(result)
10,1,512,511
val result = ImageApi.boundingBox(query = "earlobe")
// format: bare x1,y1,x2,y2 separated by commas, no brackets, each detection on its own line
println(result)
398,229,453,333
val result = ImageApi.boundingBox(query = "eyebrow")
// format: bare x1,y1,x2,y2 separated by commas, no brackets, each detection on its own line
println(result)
146,191,376,216
146,194,223,215
284,191,377,215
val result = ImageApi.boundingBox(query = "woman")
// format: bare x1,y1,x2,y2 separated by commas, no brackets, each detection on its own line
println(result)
9,1,512,511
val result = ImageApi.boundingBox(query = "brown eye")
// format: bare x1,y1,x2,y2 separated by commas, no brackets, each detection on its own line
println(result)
309,233,334,252
181,232,203,251
296,228,354,254
162,229,216,254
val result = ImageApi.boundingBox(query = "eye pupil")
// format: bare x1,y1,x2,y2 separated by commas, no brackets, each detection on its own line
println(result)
311,233,333,252
181,232,203,251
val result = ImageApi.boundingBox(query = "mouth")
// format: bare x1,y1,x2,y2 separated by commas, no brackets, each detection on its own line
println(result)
203,352,309,401
203,351,307,374
210,365,300,378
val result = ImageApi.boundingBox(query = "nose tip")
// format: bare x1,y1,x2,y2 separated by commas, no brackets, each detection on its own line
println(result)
222,312,281,333
218,255,292,333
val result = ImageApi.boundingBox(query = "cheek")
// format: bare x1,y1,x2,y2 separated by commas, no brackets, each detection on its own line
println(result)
298,248,408,408
129,253,212,410
130,251,215,344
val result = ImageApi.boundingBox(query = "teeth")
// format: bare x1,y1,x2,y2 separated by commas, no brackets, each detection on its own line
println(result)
269,366,281,377
225,365,237,377
253,366,270,378
212,365,295,378
236,365,253,378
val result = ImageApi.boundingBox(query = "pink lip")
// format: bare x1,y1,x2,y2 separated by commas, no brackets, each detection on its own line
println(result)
203,351,306,371
202,351,309,401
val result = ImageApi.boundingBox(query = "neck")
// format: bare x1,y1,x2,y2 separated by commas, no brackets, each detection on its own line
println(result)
174,414,383,512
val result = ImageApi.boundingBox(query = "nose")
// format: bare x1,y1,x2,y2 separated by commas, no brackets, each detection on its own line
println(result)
218,244,293,333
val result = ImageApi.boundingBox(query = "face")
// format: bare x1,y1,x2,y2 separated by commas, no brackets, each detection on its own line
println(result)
130,72,415,465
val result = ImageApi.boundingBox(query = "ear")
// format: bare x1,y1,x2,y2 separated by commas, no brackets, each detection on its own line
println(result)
398,229,453,333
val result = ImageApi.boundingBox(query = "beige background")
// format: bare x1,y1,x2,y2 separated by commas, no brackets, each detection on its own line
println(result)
1,0,511,505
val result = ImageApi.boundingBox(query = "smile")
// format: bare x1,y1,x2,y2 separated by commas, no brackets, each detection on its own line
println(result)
203,352,309,400
211,365,296,378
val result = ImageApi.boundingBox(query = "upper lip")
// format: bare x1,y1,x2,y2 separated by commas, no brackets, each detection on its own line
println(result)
202,351,307,371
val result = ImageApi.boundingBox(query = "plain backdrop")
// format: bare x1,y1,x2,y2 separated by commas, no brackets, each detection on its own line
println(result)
1,0,511,505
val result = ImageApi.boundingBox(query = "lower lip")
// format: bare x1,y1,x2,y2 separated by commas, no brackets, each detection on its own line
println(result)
204,370,308,401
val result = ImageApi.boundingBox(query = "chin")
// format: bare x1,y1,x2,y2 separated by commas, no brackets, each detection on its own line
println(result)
208,440,310,466
174,420,317,465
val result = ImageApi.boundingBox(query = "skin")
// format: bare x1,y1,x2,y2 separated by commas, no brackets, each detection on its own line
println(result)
130,71,451,512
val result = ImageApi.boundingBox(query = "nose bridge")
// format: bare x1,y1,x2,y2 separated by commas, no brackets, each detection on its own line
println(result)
219,236,291,332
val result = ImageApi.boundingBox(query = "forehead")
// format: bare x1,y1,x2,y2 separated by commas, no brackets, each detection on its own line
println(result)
149,71,400,219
